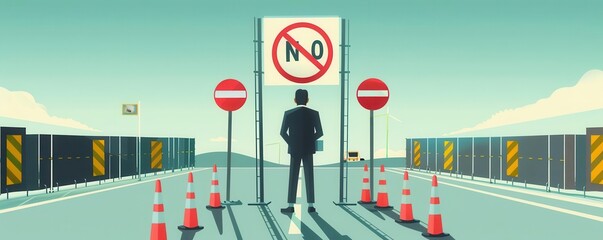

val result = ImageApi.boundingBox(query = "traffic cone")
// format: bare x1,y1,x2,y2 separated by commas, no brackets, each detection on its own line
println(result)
375,164,392,209
422,175,449,237
150,180,167,240
206,164,225,209
178,172,204,231
396,171,419,223
358,164,373,204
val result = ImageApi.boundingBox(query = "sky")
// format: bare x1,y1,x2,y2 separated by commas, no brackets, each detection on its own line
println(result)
1,0,602,165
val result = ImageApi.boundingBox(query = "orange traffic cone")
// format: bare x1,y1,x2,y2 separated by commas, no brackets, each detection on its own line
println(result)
206,164,225,209
150,180,167,240
396,171,419,223
358,164,373,204
375,164,392,209
179,172,204,231
422,175,449,237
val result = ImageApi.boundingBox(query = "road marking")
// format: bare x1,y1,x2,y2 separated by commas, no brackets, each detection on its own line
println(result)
296,179,302,198
392,169,603,209
388,170,603,222
61,190,74,198
288,204,302,234
0,168,209,215
288,167,304,235
17,196,36,206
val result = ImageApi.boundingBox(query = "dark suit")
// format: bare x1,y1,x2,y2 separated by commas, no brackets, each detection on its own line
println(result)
280,106,323,203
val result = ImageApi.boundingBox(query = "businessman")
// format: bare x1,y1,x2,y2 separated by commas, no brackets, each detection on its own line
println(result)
280,89,323,213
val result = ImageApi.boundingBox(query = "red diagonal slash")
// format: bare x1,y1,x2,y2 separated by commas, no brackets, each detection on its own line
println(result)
282,33,324,70
271,22,334,84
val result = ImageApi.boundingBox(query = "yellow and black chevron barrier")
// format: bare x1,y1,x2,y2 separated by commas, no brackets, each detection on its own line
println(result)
506,140,519,177
151,140,163,169
443,140,454,171
92,140,105,176
590,135,603,185
413,140,421,167
6,135,23,186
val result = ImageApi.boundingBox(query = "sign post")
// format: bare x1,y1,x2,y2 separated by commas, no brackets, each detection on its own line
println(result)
252,17,342,207
356,78,389,202
122,103,141,181
214,79,247,206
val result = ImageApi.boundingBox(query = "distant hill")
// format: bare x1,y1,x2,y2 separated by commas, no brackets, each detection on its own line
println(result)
196,152,405,168
319,157,406,168
195,152,287,168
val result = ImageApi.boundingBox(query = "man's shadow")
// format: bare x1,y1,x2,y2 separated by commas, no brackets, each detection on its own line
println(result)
309,212,352,240
282,211,322,239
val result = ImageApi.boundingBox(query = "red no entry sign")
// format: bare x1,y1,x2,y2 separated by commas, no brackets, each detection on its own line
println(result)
357,78,389,111
271,22,334,84
214,79,247,112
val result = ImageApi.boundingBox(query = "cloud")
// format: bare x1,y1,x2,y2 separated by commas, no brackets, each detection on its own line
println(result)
448,70,603,135
0,87,100,132
209,137,236,142
375,148,406,158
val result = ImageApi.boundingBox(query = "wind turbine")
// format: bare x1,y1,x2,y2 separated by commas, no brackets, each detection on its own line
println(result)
265,142,282,165
376,107,402,160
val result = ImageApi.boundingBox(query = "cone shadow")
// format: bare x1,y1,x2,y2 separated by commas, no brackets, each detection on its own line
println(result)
207,207,224,234
360,203,385,220
226,206,243,240
309,213,352,240
422,234,456,240
384,209,427,233
382,209,400,221
179,228,202,240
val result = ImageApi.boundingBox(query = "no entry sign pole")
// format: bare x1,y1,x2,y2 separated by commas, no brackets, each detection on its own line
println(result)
214,79,247,206
227,110,232,202
356,78,389,203
370,109,374,202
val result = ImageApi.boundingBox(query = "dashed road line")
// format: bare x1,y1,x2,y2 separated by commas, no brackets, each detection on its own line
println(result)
391,169,603,209
0,168,209,215
388,169,603,222
288,167,304,235
16,196,36,207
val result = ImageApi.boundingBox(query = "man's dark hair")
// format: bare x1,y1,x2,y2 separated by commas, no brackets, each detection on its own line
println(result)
295,89,308,105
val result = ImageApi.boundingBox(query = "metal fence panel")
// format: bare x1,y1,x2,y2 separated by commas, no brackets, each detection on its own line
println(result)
1,127,27,193
458,138,472,176
564,135,576,190
473,137,489,178
549,135,564,189
585,128,603,191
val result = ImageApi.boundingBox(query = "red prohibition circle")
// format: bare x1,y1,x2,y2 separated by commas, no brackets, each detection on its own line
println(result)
271,22,334,84
214,79,247,112
356,78,389,111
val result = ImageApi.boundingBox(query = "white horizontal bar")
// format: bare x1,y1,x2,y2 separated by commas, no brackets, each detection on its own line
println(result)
215,90,246,98
357,90,389,97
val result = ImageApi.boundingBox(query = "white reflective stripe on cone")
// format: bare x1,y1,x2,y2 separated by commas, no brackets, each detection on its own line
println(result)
185,199,195,209
429,203,441,214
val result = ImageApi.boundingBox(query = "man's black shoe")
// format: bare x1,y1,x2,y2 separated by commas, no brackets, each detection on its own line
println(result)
308,207,316,213
280,207,294,213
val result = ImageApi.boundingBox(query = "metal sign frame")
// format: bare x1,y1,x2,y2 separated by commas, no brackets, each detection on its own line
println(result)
249,17,353,206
